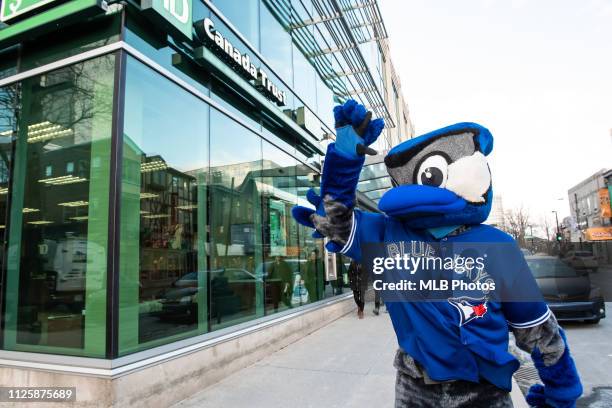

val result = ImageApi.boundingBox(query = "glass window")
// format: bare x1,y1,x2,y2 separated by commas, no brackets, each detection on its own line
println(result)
119,56,209,355
0,84,16,322
292,0,313,24
295,163,326,302
209,108,263,330
213,0,260,49
316,74,335,130
3,55,115,357
210,79,261,131
260,3,293,87
0,46,18,80
292,45,317,110
260,142,299,312
125,1,212,97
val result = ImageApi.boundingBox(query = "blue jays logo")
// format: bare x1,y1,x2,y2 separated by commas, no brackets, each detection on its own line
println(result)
448,296,488,326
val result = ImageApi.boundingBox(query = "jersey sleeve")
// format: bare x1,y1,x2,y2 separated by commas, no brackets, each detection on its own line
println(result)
338,210,385,262
500,244,551,329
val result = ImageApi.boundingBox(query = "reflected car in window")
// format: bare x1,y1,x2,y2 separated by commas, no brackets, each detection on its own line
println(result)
157,268,263,324
561,250,599,273
526,255,605,324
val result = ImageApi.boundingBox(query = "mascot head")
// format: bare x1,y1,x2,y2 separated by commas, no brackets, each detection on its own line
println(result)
379,123,494,229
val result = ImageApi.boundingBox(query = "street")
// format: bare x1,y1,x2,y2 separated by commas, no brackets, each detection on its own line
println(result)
564,302,612,407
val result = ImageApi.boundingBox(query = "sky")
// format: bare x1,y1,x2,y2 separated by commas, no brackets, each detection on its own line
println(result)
379,0,612,231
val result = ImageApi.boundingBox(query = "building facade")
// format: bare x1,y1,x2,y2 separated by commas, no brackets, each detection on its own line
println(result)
485,194,505,229
0,0,411,404
567,169,612,243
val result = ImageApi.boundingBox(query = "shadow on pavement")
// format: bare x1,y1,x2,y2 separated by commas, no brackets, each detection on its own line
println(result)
577,387,612,408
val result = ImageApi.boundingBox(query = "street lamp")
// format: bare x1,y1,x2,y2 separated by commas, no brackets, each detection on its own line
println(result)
552,210,560,234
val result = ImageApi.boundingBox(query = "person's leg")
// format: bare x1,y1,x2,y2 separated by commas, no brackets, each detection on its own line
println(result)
357,292,365,318
354,286,365,318
373,289,381,315
352,288,360,308
352,287,364,317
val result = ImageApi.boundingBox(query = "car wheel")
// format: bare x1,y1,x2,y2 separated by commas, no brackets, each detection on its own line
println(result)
585,318,600,325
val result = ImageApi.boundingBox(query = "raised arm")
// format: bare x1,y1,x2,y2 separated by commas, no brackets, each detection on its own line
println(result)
292,100,385,260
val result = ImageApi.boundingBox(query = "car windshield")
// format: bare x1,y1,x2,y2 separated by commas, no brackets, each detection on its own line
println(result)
178,272,197,281
527,258,579,278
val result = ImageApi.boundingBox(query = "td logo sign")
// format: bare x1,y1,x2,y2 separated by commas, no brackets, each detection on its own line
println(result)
1,0,59,23
142,0,192,40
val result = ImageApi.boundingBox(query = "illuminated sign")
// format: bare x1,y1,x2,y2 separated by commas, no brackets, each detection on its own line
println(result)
585,226,612,241
142,0,192,40
196,18,287,106
1,0,60,23
599,188,611,218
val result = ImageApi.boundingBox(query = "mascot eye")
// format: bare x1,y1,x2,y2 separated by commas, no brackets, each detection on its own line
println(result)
416,155,448,187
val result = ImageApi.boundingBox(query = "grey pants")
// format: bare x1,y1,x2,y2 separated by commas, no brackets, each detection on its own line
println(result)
394,350,513,408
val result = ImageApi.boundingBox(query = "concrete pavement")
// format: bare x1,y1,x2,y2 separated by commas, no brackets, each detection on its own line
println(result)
173,303,528,408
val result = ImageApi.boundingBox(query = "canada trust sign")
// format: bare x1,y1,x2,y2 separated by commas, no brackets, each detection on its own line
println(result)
195,18,287,106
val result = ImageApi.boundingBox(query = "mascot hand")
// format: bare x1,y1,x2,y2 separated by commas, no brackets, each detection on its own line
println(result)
526,330,582,408
333,99,385,158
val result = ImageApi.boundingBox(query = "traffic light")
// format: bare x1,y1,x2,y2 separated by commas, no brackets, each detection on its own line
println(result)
555,232,563,242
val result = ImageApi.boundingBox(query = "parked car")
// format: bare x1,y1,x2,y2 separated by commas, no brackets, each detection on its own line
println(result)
561,250,598,272
526,255,605,324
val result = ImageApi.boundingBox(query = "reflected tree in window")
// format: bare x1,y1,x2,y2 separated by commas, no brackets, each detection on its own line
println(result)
3,54,115,357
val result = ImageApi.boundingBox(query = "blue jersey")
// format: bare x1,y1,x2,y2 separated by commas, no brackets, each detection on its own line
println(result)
338,210,550,391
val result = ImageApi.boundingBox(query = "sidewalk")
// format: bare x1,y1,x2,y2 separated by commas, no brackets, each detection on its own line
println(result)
173,303,527,408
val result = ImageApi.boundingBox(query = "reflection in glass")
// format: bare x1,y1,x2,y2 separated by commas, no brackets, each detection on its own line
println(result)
0,84,15,340
3,55,115,356
296,163,326,302
260,142,298,312
292,44,317,111
213,0,260,48
260,3,293,87
209,109,263,329
119,57,209,354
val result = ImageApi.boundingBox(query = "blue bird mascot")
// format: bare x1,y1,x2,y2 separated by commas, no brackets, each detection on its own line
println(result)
292,100,582,408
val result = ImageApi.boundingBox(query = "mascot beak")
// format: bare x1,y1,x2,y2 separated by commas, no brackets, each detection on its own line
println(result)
378,185,467,218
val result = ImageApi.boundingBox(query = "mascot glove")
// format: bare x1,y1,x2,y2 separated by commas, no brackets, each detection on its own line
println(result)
333,99,385,158
526,329,582,408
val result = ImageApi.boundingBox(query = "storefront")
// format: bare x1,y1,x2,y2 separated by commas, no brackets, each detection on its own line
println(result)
0,0,410,401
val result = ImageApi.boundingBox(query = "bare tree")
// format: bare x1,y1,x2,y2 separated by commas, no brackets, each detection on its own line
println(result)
504,206,531,248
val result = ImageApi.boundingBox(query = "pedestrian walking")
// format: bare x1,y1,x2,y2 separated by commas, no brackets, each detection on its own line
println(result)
348,260,367,319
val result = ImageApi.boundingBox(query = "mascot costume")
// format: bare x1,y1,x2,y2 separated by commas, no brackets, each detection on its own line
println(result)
292,100,582,407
